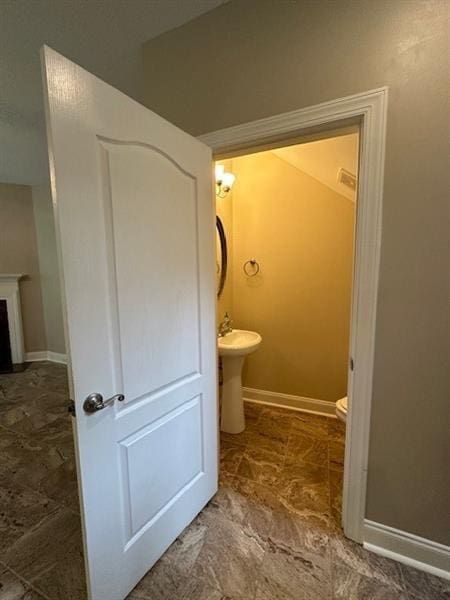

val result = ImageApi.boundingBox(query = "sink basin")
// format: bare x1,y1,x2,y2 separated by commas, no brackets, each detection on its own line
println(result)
218,329,262,357
218,329,262,433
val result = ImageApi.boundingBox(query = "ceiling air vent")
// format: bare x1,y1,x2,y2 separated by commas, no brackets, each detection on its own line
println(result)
338,168,357,191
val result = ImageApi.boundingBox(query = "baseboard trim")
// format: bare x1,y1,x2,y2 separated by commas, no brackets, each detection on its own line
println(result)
364,520,450,580
24,351,47,362
243,386,336,417
47,351,67,364
25,351,67,365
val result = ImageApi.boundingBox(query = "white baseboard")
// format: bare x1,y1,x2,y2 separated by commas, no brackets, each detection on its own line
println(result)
25,351,67,365
243,386,336,417
23,351,47,363
364,520,450,580
47,351,67,364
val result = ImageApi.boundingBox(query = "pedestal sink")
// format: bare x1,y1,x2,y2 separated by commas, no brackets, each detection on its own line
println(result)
218,329,262,433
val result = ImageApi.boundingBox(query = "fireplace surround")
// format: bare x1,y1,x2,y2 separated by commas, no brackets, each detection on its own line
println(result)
0,274,25,366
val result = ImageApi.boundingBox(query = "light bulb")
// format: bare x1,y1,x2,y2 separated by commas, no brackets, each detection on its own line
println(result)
222,172,235,190
215,164,225,183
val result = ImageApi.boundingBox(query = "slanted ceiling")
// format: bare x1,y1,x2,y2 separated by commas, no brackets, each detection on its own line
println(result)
0,0,227,185
273,133,359,201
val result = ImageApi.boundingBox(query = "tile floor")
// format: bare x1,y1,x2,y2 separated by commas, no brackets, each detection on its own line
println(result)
0,361,84,599
0,363,448,599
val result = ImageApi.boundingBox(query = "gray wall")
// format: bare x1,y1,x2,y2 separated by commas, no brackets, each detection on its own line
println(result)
0,182,47,353
143,0,450,544
32,183,65,354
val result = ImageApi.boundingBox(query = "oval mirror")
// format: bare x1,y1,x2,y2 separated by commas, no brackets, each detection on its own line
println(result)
216,216,227,297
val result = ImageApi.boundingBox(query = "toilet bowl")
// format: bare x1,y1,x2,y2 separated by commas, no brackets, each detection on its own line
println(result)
336,396,348,422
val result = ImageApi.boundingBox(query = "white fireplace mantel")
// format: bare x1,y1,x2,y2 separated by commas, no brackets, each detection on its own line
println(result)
0,274,25,364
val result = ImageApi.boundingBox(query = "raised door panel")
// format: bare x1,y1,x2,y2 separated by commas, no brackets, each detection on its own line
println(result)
99,139,202,405
119,396,203,546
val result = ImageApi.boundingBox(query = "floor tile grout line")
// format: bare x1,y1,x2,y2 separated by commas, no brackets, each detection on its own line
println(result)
0,558,52,600
4,462,81,522
0,467,66,508
0,420,65,449
0,400,80,531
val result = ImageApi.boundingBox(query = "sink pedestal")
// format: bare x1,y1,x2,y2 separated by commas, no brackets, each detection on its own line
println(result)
217,329,262,434
220,355,245,434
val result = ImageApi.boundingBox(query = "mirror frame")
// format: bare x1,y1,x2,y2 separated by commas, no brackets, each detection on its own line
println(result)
216,215,227,297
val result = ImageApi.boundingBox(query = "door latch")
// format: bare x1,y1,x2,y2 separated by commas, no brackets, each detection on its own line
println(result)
350,357,355,371
83,393,125,414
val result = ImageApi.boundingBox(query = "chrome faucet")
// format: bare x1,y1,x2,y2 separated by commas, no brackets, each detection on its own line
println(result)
218,312,233,337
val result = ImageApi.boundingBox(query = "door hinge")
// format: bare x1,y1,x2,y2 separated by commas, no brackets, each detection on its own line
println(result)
350,357,355,371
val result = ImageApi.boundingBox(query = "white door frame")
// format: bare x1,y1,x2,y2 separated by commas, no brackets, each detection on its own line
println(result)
199,87,388,543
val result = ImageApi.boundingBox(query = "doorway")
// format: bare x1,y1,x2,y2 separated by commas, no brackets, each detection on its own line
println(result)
201,88,388,543
215,129,359,534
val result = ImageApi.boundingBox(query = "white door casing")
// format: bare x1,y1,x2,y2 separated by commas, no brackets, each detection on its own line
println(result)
41,47,218,600
199,87,388,543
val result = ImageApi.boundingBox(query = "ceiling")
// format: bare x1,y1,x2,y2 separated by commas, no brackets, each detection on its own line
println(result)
273,133,359,201
0,0,227,185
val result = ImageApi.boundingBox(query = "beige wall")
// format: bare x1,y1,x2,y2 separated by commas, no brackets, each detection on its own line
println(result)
231,151,354,401
143,0,450,544
32,184,65,354
0,183,47,353
216,159,234,323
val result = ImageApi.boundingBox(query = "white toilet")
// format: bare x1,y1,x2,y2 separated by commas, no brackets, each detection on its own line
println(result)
335,396,348,422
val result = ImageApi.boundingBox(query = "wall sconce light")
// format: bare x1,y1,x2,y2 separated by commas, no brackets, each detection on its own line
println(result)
215,164,235,198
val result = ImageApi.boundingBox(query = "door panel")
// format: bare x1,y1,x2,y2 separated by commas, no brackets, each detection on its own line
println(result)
101,140,201,401
120,396,203,541
41,46,217,600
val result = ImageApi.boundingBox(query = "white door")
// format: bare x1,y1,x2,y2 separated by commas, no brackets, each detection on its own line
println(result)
41,47,218,600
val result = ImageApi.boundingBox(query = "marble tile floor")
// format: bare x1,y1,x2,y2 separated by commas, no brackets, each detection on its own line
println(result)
0,361,84,600
128,403,448,600
0,364,448,599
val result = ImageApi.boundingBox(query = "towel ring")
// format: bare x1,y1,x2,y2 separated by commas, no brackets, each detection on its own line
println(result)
243,259,260,277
